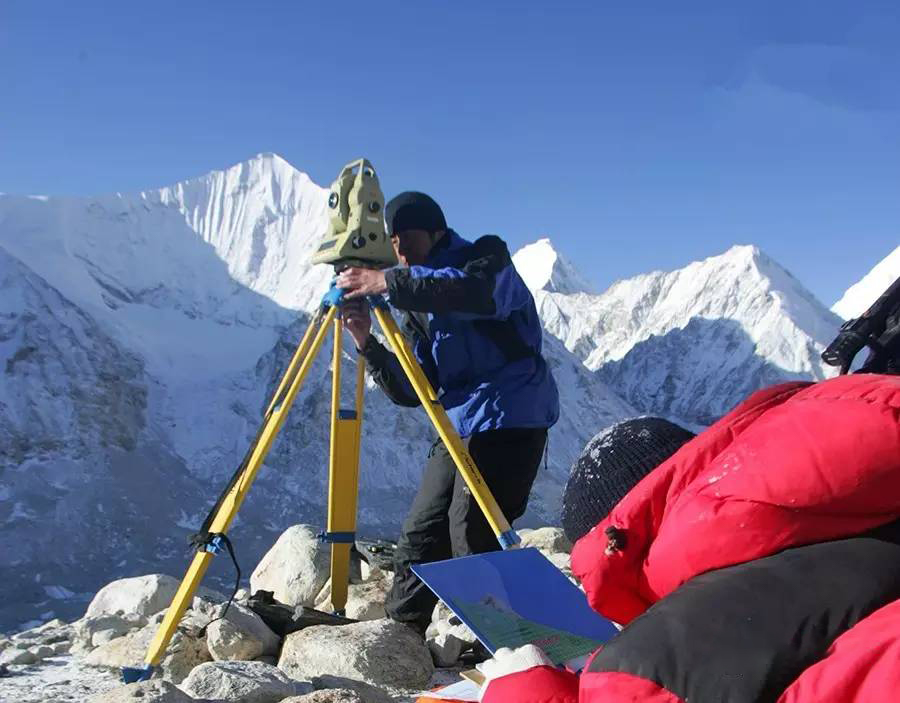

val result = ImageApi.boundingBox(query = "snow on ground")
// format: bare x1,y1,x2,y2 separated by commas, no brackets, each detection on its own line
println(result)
0,656,120,702
0,655,465,702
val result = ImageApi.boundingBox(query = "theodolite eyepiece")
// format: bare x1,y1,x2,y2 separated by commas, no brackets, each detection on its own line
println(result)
311,159,398,271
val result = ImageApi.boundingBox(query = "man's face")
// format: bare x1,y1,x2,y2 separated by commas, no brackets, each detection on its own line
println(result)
391,229,437,267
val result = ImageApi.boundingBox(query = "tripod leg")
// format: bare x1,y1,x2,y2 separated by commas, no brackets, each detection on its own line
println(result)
324,316,365,614
265,307,325,417
134,305,339,677
371,305,520,550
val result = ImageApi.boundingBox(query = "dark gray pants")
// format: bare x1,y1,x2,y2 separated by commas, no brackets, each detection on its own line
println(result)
385,427,547,631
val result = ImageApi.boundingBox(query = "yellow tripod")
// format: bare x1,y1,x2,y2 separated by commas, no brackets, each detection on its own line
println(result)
123,289,520,682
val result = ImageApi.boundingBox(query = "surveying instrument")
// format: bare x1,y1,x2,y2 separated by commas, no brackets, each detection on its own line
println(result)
123,159,520,682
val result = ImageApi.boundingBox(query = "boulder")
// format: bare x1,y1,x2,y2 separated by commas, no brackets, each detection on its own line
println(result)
87,679,195,703
72,613,143,654
29,644,55,660
429,602,476,645
279,619,433,690
12,618,68,642
520,527,572,554
85,575,182,621
251,525,330,608
427,630,468,667
315,576,390,621
195,600,280,661
179,660,313,702
85,574,226,621
310,676,393,703
282,691,366,703
0,647,37,665
85,622,210,683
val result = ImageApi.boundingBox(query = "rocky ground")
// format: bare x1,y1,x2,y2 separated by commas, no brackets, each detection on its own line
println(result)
0,526,573,703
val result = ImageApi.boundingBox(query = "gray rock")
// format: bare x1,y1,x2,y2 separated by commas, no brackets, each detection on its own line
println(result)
29,644,55,660
250,525,331,608
427,631,467,667
429,602,476,646
0,647,37,665
84,574,226,623
310,675,393,703
358,560,384,583
279,619,433,690
52,640,72,654
179,660,313,703
0,638,11,654
87,679,195,702
11,618,68,642
84,622,210,684
283,690,366,703
72,614,143,654
37,631,71,645
199,600,280,661
520,527,572,554
85,575,182,621
315,575,390,621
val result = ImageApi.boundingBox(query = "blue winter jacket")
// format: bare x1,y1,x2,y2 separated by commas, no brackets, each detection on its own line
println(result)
359,229,559,438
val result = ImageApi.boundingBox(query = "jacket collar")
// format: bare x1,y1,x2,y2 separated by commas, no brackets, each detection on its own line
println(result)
425,229,465,267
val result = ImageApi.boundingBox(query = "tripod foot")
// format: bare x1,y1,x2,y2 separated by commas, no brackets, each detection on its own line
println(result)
122,665,154,683
499,529,521,549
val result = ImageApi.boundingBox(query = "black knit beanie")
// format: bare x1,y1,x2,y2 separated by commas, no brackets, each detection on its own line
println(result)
384,192,447,236
561,417,696,544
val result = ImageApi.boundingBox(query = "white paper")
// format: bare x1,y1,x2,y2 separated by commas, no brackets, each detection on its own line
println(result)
414,678,482,701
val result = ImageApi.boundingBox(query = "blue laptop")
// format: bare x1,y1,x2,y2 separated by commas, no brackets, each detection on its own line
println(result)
412,547,619,667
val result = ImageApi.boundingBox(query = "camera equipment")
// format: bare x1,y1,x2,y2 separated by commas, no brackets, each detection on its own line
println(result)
822,274,900,374
311,159,397,271
123,159,518,683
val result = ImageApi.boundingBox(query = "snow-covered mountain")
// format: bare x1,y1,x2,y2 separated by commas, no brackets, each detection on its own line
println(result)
832,245,900,320
0,151,850,630
516,244,842,427
0,154,633,631
512,238,594,295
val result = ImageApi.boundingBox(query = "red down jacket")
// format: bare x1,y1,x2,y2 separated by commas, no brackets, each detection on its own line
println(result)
483,373,900,703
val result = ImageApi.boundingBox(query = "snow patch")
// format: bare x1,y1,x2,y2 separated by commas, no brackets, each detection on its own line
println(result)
832,245,900,319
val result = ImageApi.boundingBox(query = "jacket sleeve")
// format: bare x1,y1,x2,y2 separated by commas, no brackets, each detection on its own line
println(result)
777,597,900,703
481,666,579,703
385,235,530,320
357,335,421,407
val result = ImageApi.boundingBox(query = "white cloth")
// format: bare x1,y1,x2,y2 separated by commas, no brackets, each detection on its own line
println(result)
476,645,553,700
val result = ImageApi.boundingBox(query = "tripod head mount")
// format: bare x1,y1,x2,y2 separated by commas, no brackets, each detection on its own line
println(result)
312,159,398,271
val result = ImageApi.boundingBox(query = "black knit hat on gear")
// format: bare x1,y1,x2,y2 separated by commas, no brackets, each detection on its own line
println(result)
561,417,696,544
384,192,447,236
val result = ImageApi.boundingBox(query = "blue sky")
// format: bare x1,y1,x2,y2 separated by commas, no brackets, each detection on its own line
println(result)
2,1,898,307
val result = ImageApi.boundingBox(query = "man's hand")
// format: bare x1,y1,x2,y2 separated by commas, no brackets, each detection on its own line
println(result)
336,267,388,299
341,299,372,350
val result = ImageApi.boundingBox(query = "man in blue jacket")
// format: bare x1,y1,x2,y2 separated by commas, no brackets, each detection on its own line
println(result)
336,191,560,634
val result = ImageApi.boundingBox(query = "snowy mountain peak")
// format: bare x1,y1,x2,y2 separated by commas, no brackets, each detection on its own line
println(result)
530,242,841,425
512,238,594,295
150,153,332,311
832,245,900,320
709,244,779,276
